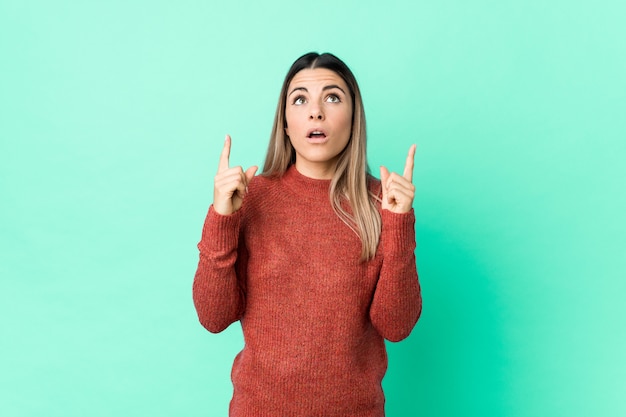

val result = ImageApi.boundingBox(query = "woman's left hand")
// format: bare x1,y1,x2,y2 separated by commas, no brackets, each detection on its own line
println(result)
380,144,416,214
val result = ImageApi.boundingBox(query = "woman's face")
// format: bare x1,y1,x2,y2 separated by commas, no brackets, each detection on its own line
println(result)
285,68,353,179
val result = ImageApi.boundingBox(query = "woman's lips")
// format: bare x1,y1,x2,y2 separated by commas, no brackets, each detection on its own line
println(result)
306,128,328,143
306,136,329,144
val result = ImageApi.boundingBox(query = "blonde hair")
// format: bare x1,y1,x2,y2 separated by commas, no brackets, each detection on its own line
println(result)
262,52,381,261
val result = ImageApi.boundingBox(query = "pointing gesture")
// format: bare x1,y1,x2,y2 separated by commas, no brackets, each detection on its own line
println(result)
213,135,258,215
379,144,416,214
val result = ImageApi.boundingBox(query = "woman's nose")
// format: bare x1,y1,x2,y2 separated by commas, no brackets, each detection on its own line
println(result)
309,106,324,120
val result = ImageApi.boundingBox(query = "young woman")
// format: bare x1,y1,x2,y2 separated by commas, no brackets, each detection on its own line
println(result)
193,52,422,416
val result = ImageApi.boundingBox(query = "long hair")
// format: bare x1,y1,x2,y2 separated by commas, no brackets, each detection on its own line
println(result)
262,52,381,261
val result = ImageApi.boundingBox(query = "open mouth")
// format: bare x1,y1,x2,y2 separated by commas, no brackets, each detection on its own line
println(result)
307,129,327,139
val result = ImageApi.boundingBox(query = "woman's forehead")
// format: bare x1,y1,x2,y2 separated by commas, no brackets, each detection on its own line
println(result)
288,68,348,90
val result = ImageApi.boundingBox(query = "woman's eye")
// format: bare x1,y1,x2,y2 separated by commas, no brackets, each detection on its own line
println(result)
293,96,306,105
326,94,340,103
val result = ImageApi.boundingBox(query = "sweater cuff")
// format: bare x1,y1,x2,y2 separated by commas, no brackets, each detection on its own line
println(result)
198,205,242,252
380,209,416,255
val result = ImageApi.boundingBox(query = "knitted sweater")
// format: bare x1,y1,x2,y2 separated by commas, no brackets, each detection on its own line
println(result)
193,165,421,416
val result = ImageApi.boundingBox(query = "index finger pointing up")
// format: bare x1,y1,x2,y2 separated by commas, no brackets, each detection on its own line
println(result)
218,134,231,173
403,144,416,181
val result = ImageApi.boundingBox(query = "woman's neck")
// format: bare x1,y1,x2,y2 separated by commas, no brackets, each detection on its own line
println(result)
294,159,338,180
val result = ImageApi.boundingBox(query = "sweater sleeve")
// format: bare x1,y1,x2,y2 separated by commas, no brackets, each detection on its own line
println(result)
192,205,247,333
369,209,422,342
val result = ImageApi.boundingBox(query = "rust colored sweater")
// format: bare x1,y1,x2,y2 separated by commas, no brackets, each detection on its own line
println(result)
193,165,421,416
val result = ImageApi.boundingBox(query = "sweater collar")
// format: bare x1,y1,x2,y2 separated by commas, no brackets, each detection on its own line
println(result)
283,165,331,200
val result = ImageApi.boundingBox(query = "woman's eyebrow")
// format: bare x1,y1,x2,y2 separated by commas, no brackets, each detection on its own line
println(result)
322,84,346,95
288,85,347,96
288,87,307,96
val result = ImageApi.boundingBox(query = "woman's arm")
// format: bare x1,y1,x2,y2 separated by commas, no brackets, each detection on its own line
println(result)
369,209,422,342
193,136,255,333
192,206,247,334
370,144,421,341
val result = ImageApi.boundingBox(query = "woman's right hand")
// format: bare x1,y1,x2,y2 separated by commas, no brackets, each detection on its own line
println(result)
213,135,258,215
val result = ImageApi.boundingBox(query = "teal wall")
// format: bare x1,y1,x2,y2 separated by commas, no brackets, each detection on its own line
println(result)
1,1,624,416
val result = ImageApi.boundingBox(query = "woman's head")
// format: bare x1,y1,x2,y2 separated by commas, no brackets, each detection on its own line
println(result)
284,67,353,179
263,52,367,177
263,52,380,261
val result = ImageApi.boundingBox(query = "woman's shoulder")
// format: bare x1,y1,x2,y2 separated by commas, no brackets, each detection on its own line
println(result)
249,172,280,191
243,172,282,204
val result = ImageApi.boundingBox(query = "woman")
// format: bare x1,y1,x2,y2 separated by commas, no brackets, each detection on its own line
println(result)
193,52,422,416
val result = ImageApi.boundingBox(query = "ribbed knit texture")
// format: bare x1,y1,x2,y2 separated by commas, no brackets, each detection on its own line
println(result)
193,165,422,417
